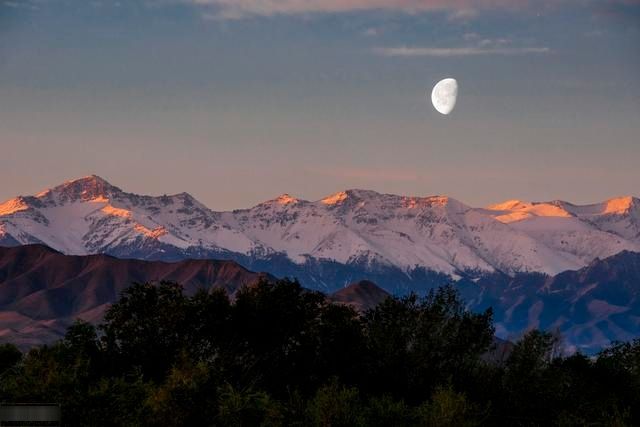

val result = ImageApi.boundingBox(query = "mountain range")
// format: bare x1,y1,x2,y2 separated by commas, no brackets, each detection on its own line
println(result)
1,175,638,292
1,175,640,352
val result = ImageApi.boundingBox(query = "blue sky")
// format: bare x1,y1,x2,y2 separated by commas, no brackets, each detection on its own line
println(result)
1,0,638,209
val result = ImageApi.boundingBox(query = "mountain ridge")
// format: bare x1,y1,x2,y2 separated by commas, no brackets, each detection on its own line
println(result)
1,175,639,291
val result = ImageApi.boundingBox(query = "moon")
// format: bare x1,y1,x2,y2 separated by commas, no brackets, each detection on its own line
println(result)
431,78,458,115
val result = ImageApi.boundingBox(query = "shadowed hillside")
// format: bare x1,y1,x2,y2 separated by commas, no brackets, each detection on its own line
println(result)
330,280,391,311
0,244,271,348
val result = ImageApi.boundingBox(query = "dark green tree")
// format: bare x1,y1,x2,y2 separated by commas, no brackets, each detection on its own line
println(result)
0,343,21,376
187,287,233,361
101,281,190,381
146,356,219,427
363,285,494,402
227,279,363,396
498,330,562,424
216,383,284,426
307,379,364,427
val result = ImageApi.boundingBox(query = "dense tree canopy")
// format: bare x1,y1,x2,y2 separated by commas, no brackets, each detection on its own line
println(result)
0,279,638,426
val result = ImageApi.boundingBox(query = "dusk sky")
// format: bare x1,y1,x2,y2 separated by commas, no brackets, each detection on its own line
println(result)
1,0,638,210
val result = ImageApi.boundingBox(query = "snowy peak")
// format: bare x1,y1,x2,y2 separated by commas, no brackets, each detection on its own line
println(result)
601,196,638,215
488,199,531,211
319,189,385,207
421,195,470,214
250,194,306,210
0,197,30,216
272,194,302,205
37,175,121,205
53,174,118,195
487,200,573,224
321,191,349,205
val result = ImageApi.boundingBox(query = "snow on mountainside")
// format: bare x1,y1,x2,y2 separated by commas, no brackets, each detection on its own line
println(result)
484,197,640,266
0,176,639,282
0,176,255,257
223,190,582,275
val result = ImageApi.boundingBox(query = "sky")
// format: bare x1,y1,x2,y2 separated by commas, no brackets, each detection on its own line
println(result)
1,0,639,210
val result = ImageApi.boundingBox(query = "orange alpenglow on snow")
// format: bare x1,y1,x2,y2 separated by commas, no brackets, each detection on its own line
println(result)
603,196,635,215
101,205,132,218
0,198,29,216
321,191,348,205
487,200,573,224
274,194,299,205
134,224,168,239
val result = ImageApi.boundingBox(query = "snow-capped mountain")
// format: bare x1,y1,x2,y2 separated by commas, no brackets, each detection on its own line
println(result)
1,175,638,291
0,175,256,258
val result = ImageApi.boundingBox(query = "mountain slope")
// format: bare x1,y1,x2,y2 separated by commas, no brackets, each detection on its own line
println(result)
484,198,640,266
0,244,270,348
463,251,640,353
1,176,639,291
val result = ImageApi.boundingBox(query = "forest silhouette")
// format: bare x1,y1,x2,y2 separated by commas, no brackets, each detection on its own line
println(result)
1,279,638,426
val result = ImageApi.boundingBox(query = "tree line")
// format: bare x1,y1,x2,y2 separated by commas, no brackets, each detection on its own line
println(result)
0,279,638,426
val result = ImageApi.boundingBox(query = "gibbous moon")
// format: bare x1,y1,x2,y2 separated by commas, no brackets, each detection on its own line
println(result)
431,78,458,115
